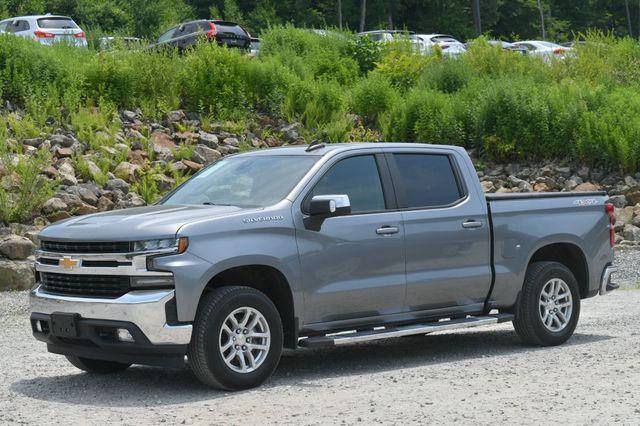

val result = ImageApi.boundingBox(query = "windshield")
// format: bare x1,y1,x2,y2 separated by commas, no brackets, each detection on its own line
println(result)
162,155,318,207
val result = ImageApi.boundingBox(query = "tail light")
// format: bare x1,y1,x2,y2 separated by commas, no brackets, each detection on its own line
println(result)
553,48,565,55
605,203,615,247
206,22,217,38
34,30,55,39
74,31,86,39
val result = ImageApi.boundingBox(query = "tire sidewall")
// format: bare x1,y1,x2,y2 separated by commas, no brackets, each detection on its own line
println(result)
527,265,581,345
200,290,283,390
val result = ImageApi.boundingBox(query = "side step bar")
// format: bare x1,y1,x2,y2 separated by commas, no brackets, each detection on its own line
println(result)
298,313,515,348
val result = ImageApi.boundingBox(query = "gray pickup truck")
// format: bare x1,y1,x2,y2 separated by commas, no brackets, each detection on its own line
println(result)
30,143,617,390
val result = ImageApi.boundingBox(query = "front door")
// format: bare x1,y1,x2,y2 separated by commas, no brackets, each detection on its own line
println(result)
294,153,406,325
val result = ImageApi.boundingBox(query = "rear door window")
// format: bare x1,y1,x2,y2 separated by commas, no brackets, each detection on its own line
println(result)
391,154,463,208
307,155,386,213
37,18,78,29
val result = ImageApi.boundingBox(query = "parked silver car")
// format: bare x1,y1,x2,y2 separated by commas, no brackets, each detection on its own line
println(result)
414,33,466,57
0,14,87,47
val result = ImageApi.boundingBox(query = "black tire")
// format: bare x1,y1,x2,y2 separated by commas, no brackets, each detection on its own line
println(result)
65,355,131,374
513,261,581,346
188,286,283,391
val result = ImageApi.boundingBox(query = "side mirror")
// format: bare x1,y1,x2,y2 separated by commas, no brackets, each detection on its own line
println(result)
309,195,351,218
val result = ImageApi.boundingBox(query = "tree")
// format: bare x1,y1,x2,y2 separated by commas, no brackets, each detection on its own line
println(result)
472,0,482,35
536,0,546,39
625,0,633,37
338,0,342,29
359,0,366,32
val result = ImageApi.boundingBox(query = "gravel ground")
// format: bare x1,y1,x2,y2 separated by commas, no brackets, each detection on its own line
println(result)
613,248,640,288
1,281,640,425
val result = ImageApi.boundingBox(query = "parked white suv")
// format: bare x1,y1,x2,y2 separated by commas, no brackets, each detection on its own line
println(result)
0,14,87,47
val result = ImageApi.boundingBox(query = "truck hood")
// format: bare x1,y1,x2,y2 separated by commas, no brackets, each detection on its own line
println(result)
38,204,253,242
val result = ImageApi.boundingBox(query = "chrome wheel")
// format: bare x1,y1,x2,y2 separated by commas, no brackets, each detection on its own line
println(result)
539,278,573,332
219,306,271,374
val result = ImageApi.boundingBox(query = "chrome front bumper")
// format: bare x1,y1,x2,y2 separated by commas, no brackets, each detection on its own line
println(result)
30,286,192,345
599,265,618,296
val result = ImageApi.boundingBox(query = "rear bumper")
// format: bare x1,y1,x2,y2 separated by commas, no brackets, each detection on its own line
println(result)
599,265,618,295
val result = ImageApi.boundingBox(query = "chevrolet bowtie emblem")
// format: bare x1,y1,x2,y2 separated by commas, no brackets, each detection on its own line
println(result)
59,257,79,270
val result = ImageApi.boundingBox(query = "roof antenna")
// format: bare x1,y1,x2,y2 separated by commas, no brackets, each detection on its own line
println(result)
305,140,326,152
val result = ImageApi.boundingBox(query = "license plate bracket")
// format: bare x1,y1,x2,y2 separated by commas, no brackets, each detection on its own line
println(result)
50,312,80,338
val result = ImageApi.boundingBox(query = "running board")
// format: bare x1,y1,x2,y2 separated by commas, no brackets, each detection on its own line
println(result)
298,313,514,348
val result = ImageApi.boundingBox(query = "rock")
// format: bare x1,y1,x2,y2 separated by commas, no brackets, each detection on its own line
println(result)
97,196,115,211
150,132,177,158
624,188,640,206
85,160,103,180
480,181,495,193
223,137,240,147
75,203,99,215
164,110,186,123
49,134,74,147
608,195,627,209
53,146,73,158
23,137,43,147
105,178,130,194
533,182,550,192
42,166,57,178
76,187,98,205
42,197,68,214
0,235,35,260
614,206,635,231
115,193,146,209
129,150,148,163
175,131,199,142
193,145,222,165
198,131,219,148
122,110,138,121
265,136,280,147
153,174,175,192
0,259,35,290
508,175,532,192
280,123,302,142
47,211,72,222
622,224,640,242
182,159,203,172
624,176,638,187
496,187,512,193
574,182,601,192
114,162,139,183
577,166,590,180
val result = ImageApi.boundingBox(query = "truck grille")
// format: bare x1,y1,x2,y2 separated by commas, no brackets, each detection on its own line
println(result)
40,240,134,254
40,272,131,298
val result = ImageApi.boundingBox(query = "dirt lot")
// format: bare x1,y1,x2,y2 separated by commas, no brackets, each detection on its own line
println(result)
1,286,639,425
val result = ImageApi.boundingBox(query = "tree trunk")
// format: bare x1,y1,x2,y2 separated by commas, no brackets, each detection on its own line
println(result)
337,0,342,30
359,0,367,32
472,0,482,36
536,0,546,39
625,0,633,37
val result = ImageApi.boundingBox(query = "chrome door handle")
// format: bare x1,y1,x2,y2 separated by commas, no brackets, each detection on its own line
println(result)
376,226,399,235
462,220,483,229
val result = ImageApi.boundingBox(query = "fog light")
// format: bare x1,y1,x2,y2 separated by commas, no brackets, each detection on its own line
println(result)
116,328,134,343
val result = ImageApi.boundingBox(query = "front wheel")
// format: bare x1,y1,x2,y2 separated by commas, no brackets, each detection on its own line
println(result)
513,261,581,346
188,286,283,390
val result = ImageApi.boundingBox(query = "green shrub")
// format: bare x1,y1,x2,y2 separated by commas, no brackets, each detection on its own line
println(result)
350,74,397,125
282,79,345,128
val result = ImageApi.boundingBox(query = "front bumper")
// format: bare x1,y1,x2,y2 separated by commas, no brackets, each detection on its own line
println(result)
30,285,192,345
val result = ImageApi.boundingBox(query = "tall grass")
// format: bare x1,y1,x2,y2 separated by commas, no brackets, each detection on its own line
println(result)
1,29,640,172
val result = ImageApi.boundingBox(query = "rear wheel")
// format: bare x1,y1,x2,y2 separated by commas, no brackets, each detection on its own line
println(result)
188,286,283,390
65,355,131,374
513,261,581,346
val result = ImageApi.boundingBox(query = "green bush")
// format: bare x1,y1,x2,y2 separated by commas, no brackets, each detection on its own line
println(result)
350,74,397,125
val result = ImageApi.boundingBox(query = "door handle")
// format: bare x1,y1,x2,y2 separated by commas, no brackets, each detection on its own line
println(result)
376,226,399,235
462,220,483,229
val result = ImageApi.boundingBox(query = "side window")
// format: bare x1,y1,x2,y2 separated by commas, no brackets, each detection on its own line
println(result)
157,27,177,43
17,20,30,31
182,22,200,35
392,154,463,208
308,155,386,213
0,22,8,32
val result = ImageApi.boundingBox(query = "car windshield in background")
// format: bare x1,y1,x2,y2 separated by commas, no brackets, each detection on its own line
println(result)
162,155,318,208
37,18,78,29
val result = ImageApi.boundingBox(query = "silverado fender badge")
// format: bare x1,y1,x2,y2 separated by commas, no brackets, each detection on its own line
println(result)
573,199,598,206
242,215,285,224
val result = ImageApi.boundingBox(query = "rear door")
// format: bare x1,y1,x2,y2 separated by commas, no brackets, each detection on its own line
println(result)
293,151,406,325
385,148,492,312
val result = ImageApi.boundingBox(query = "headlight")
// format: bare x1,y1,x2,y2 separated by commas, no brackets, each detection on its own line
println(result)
133,237,189,254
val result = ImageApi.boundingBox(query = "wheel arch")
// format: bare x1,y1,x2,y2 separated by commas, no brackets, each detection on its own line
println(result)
201,264,297,349
528,242,589,298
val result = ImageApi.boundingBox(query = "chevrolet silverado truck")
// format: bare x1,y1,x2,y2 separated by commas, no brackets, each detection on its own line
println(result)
30,143,617,390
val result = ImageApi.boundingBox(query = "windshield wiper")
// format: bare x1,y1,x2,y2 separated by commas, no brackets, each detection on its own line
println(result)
202,202,233,206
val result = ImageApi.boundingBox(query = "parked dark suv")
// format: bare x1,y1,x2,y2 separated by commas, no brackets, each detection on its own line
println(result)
150,20,250,51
